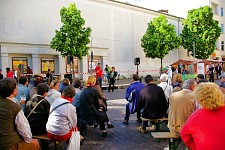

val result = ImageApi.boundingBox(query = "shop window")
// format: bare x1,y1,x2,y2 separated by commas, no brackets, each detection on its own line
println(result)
88,59,99,73
41,58,55,74
66,57,78,73
12,57,28,74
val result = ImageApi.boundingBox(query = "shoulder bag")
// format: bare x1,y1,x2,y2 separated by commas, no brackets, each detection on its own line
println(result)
49,102,70,115
26,99,45,119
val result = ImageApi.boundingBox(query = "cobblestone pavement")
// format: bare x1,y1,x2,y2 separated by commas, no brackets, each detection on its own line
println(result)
51,78,220,150
81,89,186,150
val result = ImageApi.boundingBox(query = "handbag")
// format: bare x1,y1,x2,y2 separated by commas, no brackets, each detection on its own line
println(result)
67,127,80,150
95,110,107,122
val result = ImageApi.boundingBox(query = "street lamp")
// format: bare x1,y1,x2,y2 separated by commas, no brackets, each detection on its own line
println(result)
90,37,93,75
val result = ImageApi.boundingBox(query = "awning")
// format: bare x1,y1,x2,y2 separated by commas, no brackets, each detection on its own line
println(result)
171,59,194,66
198,59,225,65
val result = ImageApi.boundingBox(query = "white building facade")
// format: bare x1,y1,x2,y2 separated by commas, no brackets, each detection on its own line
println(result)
210,0,225,61
0,0,189,79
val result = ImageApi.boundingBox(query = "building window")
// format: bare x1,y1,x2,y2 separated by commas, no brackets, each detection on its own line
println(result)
221,7,224,16
221,24,224,33
12,57,28,74
41,58,55,74
88,59,99,73
222,41,224,51
216,39,219,50
211,2,218,15
66,57,78,73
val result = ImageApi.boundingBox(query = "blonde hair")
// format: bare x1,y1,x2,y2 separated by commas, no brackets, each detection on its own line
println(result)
86,76,96,87
50,79,60,88
175,74,182,83
194,82,224,110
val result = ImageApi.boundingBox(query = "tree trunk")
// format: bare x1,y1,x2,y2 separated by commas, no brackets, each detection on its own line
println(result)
160,58,163,75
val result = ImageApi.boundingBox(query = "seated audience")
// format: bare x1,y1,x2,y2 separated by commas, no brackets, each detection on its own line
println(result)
137,75,167,134
173,86,182,92
29,74,43,97
168,79,197,135
72,78,82,112
158,73,173,103
0,78,40,150
15,76,30,110
25,83,50,150
45,79,61,105
172,73,182,88
78,76,107,136
123,74,145,124
196,74,208,84
59,78,70,93
46,86,77,143
25,83,50,135
219,73,225,94
181,83,225,150
92,76,114,128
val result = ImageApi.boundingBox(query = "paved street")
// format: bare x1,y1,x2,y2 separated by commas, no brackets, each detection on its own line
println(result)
81,88,185,150
50,78,221,150
81,79,222,150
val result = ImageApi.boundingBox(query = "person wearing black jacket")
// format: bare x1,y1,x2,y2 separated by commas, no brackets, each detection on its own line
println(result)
137,75,168,134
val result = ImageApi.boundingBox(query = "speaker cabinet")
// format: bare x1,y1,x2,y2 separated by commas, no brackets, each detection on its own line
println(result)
64,74,72,84
67,56,73,64
134,57,140,65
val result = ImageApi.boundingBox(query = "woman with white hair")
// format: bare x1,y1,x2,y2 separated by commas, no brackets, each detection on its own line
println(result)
181,83,225,150
158,73,173,103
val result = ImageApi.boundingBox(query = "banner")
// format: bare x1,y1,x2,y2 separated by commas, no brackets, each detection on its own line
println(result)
197,63,205,75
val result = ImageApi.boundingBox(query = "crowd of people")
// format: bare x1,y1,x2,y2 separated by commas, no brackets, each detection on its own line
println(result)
123,70,225,150
1,62,225,150
0,70,116,149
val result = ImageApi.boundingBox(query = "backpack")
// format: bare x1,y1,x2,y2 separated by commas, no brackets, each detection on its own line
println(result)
127,90,137,114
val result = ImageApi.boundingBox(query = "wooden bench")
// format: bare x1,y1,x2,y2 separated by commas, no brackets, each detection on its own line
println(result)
32,134,58,150
151,132,181,150
141,117,168,132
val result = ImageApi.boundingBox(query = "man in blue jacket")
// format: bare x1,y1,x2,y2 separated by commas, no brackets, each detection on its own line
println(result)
123,74,145,124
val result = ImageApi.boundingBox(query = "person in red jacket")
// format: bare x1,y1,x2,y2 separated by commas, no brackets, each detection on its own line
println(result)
181,82,225,150
95,63,103,90
6,67,13,78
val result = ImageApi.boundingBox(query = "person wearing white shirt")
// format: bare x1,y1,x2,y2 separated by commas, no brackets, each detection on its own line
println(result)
158,73,173,103
0,78,40,150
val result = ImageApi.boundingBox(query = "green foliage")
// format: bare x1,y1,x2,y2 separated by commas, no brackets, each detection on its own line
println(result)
180,6,221,59
141,15,180,62
50,4,92,59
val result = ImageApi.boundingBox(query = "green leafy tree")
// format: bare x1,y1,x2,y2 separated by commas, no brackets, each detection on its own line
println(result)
50,4,92,60
141,15,180,70
180,6,221,59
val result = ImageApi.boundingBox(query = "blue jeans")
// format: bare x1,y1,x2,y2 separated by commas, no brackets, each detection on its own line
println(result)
124,103,140,121
98,77,103,89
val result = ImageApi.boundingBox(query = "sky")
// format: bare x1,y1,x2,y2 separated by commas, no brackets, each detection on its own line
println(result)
117,0,209,18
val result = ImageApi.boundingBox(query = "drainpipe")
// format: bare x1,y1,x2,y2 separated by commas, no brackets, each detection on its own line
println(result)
177,18,180,60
